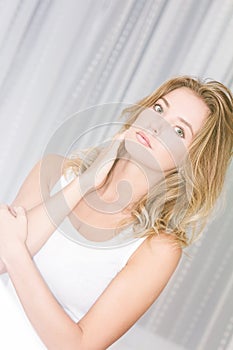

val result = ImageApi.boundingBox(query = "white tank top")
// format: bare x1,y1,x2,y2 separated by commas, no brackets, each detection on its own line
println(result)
5,172,148,323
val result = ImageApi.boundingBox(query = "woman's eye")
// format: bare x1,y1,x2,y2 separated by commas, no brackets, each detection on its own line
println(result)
153,103,163,114
174,126,185,138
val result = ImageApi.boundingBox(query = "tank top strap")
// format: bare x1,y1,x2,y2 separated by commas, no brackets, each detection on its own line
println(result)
50,171,75,196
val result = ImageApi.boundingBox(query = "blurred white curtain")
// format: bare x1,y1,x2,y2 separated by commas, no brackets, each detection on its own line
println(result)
0,1,233,349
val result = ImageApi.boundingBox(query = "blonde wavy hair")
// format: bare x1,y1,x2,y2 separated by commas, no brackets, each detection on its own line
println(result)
63,75,233,252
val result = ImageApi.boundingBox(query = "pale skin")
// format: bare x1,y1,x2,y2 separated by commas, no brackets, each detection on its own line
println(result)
0,87,210,349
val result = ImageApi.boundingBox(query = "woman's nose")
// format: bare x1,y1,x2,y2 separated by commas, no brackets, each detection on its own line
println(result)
148,126,158,136
150,116,165,135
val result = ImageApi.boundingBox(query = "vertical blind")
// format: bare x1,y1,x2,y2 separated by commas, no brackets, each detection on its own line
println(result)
0,1,233,349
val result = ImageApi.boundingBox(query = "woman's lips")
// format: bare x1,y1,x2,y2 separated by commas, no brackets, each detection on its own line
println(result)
136,131,152,148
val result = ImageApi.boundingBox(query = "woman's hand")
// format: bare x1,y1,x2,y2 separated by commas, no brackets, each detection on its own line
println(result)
0,204,28,265
78,130,127,195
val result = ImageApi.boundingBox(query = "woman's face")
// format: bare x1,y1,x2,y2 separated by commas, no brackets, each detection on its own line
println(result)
124,87,210,174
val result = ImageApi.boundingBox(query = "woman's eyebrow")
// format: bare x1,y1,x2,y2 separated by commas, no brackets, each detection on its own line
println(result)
178,117,194,137
161,97,170,108
160,97,194,137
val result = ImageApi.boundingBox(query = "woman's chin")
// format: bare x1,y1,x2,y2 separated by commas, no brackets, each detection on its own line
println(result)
123,140,160,170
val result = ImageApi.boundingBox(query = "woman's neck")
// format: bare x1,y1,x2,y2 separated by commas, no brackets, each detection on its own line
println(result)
96,149,166,212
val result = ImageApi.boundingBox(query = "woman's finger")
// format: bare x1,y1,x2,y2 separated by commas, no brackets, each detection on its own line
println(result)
8,206,17,217
14,206,27,218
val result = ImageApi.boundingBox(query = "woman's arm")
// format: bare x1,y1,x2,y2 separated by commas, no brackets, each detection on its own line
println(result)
20,132,123,258
0,153,67,274
0,153,90,274
1,133,125,274
1,175,84,273
3,229,182,350
5,244,84,349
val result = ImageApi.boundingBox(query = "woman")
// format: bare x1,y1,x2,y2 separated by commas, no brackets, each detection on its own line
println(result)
0,75,232,349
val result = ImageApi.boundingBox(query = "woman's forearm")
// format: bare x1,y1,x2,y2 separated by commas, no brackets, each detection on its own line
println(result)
0,175,91,274
0,176,86,275
4,244,83,349
24,174,91,257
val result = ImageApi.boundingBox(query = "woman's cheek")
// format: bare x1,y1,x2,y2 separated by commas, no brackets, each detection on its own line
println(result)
154,127,188,168
151,143,178,173
123,119,187,172
123,133,173,174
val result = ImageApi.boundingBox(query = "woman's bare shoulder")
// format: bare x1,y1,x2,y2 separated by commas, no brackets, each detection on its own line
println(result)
127,232,182,265
43,153,69,192
11,153,69,211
